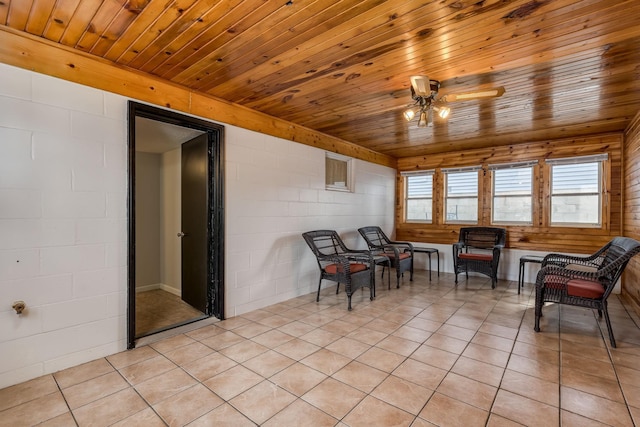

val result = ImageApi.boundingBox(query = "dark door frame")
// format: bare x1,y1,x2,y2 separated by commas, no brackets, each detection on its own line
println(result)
127,101,225,349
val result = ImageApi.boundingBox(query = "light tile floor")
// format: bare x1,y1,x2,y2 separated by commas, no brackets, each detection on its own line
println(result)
2,270,640,426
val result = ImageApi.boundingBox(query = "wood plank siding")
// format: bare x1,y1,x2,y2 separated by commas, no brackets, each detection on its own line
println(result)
396,134,622,253
623,112,640,316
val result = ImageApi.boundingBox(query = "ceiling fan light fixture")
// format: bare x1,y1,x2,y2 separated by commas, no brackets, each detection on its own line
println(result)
435,106,451,119
410,75,432,97
403,108,417,121
417,110,429,127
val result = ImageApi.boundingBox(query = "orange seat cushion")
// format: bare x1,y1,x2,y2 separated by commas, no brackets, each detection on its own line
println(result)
566,278,604,299
325,263,368,274
458,253,493,262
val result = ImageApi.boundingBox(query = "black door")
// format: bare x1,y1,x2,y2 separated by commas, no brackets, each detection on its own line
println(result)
181,134,209,313
128,101,225,349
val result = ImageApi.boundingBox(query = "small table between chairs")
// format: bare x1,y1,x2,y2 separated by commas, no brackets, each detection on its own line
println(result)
518,255,544,294
406,247,440,281
372,254,391,294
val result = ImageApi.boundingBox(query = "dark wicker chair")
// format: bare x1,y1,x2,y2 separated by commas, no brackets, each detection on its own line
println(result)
302,230,375,310
534,237,640,347
358,226,413,289
453,227,507,288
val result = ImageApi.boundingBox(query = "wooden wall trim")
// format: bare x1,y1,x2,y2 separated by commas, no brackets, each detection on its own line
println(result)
0,25,396,169
396,134,623,254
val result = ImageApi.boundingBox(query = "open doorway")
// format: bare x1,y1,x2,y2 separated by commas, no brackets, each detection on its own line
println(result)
127,102,224,349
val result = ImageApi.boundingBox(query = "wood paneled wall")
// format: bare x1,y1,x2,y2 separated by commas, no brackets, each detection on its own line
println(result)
396,134,623,254
623,112,640,315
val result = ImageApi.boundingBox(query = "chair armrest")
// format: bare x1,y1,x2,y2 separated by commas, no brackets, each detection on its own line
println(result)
452,242,465,257
492,245,503,258
542,252,600,269
380,243,414,258
340,251,375,265
388,240,414,250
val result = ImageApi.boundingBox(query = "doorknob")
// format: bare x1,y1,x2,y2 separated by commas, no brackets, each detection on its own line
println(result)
177,232,187,237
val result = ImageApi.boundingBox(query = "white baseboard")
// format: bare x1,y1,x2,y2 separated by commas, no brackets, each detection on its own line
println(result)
136,283,181,297
136,283,161,293
160,283,181,297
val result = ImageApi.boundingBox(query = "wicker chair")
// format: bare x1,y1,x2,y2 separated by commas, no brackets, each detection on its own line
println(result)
302,230,376,310
534,237,640,347
453,227,506,288
358,226,414,289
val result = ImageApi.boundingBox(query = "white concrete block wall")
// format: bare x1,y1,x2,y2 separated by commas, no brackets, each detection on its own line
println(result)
0,64,129,388
224,128,396,316
0,63,397,388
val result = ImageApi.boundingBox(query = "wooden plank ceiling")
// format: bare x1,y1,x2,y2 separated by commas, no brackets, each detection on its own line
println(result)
2,0,639,159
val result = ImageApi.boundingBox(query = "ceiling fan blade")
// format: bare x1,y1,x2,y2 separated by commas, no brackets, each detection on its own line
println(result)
442,86,505,102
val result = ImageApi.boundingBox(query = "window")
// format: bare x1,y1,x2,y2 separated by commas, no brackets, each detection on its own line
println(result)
491,162,536,224
325,152,353,192
444,167,480,223
548,154,606,226
403,171,433,222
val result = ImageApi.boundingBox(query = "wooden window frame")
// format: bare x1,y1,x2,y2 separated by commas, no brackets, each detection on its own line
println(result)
325,152,354,192
403,171,434,223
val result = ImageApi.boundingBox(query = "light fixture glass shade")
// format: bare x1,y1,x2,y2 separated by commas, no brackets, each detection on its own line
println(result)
437,106,451,119
417,110,428,127
403,108,416,121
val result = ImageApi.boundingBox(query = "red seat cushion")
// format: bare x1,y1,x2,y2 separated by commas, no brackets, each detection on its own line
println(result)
543,275,566,290
325,263,368,274
458,253,493,262
566,278,604,299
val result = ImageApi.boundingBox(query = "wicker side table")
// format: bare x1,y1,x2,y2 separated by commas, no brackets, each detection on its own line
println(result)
406,247,439,281
518,255,544,294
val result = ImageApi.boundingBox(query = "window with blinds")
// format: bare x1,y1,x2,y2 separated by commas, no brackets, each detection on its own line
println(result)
491,163,534,224
404,172,433,222
444,168,479,223
550,157,603,226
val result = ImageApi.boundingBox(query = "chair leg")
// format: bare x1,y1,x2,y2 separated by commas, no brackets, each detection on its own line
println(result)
534,289,543,332
336,283,340,294
396,269,401,289
347,294,353,311
602,303,616,348
410,258,414,281
316,278,323,302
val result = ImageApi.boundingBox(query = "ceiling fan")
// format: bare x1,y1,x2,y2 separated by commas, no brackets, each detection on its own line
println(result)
403,76,506,127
